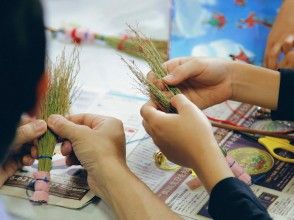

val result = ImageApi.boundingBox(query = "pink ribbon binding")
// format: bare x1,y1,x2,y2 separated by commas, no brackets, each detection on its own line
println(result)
30,171,50,203
187,155,252,190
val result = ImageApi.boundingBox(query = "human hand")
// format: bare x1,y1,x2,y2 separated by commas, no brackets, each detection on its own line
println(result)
148,57,233,109
141,94,233,191
47,114,126,198
278,51,294,69
0,115,47,186
264,0,294,69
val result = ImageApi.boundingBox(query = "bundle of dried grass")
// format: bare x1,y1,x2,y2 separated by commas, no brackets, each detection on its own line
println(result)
30,49,79,203
122,26,180,113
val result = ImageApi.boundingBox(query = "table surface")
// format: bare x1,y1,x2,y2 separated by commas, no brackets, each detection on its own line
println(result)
0,0,169,219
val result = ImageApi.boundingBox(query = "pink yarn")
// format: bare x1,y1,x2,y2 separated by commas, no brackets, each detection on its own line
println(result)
30,171,50,203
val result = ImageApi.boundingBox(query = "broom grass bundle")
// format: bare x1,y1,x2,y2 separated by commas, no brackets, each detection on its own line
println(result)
122,26,180,113
37,49,79,172
95,33,168,61
46,26,168,61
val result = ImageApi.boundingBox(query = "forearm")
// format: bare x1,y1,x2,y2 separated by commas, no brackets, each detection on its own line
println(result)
96,161,180,220
230,62,280,109
190,140,234,193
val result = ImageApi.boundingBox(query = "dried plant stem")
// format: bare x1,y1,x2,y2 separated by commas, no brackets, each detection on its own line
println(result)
37,49,79,172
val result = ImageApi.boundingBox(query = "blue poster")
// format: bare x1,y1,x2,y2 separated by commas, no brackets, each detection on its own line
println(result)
170,0,282,66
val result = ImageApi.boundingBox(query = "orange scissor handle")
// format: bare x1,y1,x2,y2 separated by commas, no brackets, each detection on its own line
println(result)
258,137,294,163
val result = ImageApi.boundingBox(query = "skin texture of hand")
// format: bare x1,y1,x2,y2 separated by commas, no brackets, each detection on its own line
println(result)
48,114,179,220
264,0,294,69
141,94,233,192
0,115,47,186
47,114,126,196
278,50,294,69
149,57,280,110
148,57,233,110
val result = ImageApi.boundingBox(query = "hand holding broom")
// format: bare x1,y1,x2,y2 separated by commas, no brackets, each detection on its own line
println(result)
123,26,252,189
30,49,79,203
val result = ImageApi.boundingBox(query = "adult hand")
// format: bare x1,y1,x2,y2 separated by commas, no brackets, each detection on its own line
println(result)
0,115,47,186
148,57,233,109
48,114,126,197
264,0,294,69
148,57,280,110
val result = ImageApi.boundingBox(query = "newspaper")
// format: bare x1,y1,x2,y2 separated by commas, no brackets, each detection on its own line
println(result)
0,155,94,209
127,101,294,220
0,89,147,209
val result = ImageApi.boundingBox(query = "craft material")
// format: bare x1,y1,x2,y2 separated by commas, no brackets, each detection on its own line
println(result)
30,49,79,203
46,26,168,61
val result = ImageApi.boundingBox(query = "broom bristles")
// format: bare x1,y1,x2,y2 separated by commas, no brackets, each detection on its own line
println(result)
37,48,79,172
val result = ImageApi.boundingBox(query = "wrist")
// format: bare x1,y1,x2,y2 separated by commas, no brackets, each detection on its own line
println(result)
230,62,280,109
90,158,132,200
190,141,233,192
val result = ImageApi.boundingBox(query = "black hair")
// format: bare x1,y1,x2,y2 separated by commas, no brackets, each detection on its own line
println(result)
0,0,45,162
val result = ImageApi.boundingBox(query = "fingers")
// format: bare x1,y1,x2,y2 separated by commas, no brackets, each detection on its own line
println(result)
265,35,294,69
66,114,107,129
282,35,294,54
12,120,47,147
163,58,207,85
140,100,168,123
266,43,281,69
170,94,195,114
22,155,34,166
278,51,294,68
61,141,73,156
48,114,88,142
19,114,35,126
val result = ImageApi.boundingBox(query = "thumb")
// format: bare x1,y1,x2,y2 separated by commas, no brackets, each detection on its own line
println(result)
48,114,84,142
12,120,47,147
163,59,206,85
170,94,195,114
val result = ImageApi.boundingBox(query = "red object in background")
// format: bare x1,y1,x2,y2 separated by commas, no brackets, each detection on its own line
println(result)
238,13,272,29
229,49,252,64
214,14,226,28
235,0,246,6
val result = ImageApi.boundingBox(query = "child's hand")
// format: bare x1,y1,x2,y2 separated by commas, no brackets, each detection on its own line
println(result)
148,57,233,109
141,94,233,191
264,0,294,69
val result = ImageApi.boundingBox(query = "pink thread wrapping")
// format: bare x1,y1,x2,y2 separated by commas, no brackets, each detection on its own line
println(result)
30,171,50,203
186,155,252,190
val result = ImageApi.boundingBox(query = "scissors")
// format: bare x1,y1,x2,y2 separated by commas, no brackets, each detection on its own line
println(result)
240,133,294,163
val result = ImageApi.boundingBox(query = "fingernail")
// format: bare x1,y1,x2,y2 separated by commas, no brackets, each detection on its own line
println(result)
163,74,175,82
34,120,47,132
48,114,62,126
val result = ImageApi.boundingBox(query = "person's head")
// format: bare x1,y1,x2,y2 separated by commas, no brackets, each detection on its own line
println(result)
0,0,46,162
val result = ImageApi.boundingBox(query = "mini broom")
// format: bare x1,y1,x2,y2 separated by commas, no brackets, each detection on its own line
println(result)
46,26,168,61
30,49,79,203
